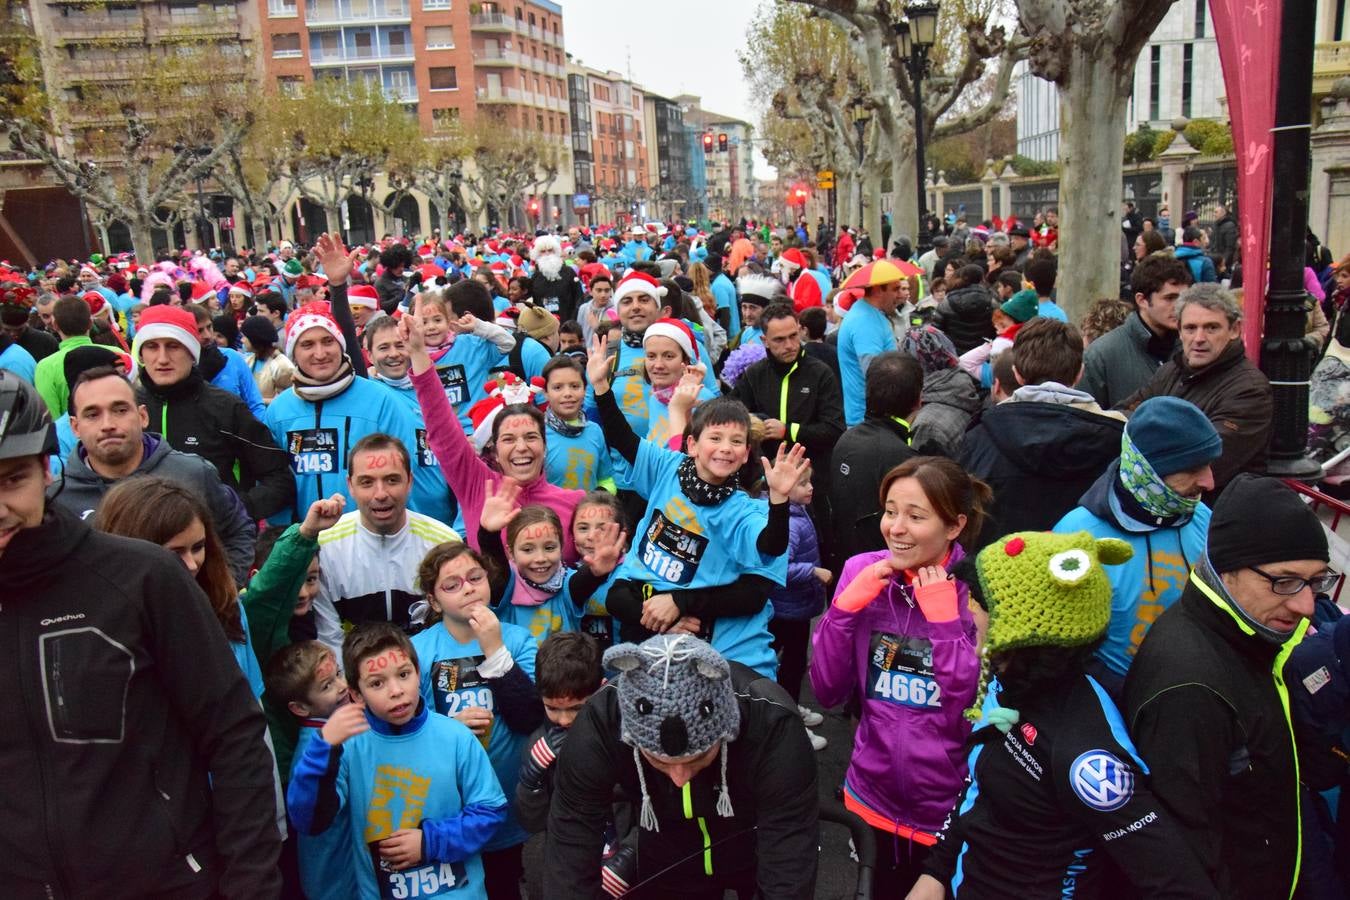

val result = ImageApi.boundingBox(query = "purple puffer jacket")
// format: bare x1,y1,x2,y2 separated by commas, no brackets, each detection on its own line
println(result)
770,503,826,621
809,545,978,835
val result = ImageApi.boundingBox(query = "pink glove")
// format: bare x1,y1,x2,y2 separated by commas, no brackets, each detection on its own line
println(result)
913,579,959,624
834,562,890,613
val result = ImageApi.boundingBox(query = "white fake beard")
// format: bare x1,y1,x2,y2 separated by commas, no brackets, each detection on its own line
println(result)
536,254,563,281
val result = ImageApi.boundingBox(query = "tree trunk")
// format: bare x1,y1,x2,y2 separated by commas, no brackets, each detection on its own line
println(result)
840,171,858,231
863,165,885,253
1056,54,1131,322
130,221,157,265
249,213,267,254
889,146,918,245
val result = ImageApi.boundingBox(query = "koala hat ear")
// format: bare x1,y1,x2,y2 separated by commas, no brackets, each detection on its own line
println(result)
695,658,729,681
603,643,644,673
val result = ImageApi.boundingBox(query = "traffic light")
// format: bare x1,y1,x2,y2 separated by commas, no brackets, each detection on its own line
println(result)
528,198,539,217
717,133,728,152
702,132,714,154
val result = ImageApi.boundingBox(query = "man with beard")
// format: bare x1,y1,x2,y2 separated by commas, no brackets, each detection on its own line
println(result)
52,365,257,583
1081,254,1189,409
529,234,584,322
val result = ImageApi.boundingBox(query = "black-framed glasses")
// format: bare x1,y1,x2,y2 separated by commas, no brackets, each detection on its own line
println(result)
1250,565,1340,596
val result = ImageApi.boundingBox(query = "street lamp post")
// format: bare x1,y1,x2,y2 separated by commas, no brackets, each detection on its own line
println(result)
896,3,939,255
850,102,870,233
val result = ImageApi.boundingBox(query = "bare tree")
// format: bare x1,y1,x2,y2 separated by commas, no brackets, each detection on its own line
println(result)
456,117,564,231
1016,0,1177,318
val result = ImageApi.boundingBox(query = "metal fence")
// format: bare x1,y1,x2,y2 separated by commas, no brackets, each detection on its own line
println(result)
941,187,984,222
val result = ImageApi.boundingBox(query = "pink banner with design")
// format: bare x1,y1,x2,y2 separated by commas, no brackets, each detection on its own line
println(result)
1207,0,1282,358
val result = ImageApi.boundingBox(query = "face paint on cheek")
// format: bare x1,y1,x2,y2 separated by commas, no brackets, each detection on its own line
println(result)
363,649,408,675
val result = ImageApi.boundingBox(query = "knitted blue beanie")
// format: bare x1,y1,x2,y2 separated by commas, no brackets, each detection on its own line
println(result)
1126,397,1222,476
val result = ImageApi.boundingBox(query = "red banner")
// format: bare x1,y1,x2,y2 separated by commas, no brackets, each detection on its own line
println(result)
1207,0,1283,357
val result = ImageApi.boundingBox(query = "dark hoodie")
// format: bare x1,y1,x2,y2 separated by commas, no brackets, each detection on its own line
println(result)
910,367,982,457
50,432,258,583
931,283,997,354
959,390,1125,549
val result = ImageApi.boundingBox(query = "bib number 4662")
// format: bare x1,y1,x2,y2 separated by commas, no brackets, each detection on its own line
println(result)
873,670,941,708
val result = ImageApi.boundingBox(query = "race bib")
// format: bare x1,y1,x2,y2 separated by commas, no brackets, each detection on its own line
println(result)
369,845,465,900
415,428,436,468
637,510,708,586
430,656,493,717
287,427,339,475
437,364,468,406
867,633,941,709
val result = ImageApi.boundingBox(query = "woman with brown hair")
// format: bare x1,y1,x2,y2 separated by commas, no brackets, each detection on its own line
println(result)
96,475,261,696
810,456,992,895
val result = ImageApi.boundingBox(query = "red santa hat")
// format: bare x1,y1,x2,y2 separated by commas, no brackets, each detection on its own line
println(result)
190,280,214,303
348,283,380,310
643,317,698,363
467,371,546,450
779,248,807,271
227,281,253,298
417,244,434,259
790,272,823,312
132,304,201,364
80,291,107,315
284,302,346,360
612,270,667,307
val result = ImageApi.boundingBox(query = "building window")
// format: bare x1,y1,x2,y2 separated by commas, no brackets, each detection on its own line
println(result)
423,0,449,8
269,0,297,16
425,25,453,48
1194,0,1206,38
273,32,302,57
1182,43,1193,119
388,29,408,56
1149,45,1160,121
429,66,457,90
432,106,460,130
278,75,303,96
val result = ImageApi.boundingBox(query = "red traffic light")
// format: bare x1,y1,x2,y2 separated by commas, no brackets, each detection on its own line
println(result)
528,199,539,214
702,132,714,153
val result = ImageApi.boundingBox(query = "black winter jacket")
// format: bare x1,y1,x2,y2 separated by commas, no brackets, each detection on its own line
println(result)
531,264,585,323
828,416,919,565
959,398,1124,549
0,506,282,899
1125,560,1305,900
544,663,818,899
732,349,845,473
932,284,997,354
138,370,295,520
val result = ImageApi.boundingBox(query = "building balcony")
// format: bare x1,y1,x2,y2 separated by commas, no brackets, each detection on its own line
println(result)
59,58,135,82
475,47,523,66
386,85,417,103
148,11,244,40
53,22,144,44
469,11,515,32
1315,42,1350,95
310,45,415,65
476,85,522,103
305,2,411,29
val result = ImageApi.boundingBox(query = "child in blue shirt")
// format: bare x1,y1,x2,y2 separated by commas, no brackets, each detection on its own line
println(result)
409,541,542,899
417,292,517,434
571,491,628,647
477,485,625,645
586,334,802,678
542,355,613,492
287,623,507,900
266,640,356,900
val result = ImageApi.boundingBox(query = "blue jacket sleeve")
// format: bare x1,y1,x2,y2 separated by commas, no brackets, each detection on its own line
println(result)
229,352,266,418
420,802,509,863
286,732,345,835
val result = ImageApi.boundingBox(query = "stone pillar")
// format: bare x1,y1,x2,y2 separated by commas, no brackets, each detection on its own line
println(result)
1158,117,1200,224
997,156,1016,222
979,159,996,223
933,170,948,220
1311,78,1350,254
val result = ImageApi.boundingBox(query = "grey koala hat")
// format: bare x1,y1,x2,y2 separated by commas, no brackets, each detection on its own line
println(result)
604,635,741,831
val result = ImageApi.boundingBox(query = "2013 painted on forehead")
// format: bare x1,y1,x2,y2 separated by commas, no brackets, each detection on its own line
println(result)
364,649,409,675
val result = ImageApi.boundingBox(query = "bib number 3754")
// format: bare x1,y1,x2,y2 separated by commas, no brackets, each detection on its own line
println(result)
385,862,462,899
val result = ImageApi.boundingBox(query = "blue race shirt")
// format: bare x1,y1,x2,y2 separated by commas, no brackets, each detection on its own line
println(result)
712,272,740,335
837,299,898,426
613,439,785,677
412,622,538,852
430,335,506,434
291,724,357,900
545,418,613,491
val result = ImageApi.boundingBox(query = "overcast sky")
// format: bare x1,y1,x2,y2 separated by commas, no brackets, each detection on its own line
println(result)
559,0,775,178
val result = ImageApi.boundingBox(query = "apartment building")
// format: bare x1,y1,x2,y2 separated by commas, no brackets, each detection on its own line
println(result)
28,0,261,156
575,66,649,225
645,92,698,221
675,94,753,220
259,0,573,232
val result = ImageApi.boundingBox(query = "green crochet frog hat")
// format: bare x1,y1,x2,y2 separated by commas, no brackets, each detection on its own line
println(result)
964,531,1133,721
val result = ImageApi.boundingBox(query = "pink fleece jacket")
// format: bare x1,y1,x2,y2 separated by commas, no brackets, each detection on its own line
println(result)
413,366,585,562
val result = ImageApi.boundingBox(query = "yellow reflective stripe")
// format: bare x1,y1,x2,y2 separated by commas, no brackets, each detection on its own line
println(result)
778,360,799,426
697,816,713,876
1191,570,1307,896
681,782,693,818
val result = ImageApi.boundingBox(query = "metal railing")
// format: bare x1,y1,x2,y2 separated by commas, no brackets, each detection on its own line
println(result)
304,0,410,26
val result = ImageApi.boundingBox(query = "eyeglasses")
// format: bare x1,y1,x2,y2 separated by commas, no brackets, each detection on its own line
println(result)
439,569,488,595
1249,565,1340,596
